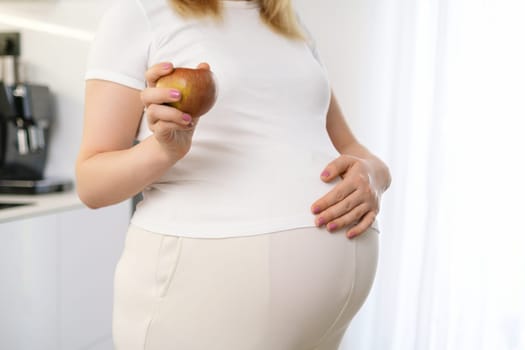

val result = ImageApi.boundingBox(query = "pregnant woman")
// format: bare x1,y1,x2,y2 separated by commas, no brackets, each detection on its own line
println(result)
75,0,391,349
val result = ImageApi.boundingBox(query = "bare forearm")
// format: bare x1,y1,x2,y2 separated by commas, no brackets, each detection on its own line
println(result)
75,136,175,209
326,92,391,194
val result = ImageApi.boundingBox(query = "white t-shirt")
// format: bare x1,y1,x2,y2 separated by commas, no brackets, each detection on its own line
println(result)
86,0,378,238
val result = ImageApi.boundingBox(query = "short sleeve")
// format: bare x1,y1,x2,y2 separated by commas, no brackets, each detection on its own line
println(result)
85,0,151,90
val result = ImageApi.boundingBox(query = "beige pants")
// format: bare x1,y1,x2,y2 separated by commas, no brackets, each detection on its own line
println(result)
112,225,379,350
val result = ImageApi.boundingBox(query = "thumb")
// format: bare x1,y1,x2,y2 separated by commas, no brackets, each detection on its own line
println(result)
320,155,358,182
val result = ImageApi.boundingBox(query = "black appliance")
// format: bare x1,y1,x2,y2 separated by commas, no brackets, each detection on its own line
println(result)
0,32,72,194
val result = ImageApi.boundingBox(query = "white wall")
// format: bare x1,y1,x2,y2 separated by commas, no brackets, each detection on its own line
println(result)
294,0,396,161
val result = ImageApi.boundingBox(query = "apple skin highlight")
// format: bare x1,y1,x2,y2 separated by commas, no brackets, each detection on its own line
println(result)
156,67,217,117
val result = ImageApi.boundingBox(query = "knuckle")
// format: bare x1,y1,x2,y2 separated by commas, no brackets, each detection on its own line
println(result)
332,156,342,167
320,208,333,222
358,205,368,218
352,220,363,231
343,198,354,212
340,217,352,229
360,185,371,197
353,186,364,198
354,158,364,167
153,120,165,131
346,207,360,224
145,70,154,83
334,190,346,202
348,211,360,225
341,154,351,162
357,173,368,186
147,103,159,116
141,92,152,107
160,121,175,133
146,107,155,122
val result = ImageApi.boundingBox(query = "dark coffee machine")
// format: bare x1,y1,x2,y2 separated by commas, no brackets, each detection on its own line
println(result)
0,32,71,194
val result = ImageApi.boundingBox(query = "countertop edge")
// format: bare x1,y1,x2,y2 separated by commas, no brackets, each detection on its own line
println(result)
0,191,85,223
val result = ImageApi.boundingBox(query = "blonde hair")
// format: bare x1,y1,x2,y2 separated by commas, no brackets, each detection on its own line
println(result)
169,0,305,40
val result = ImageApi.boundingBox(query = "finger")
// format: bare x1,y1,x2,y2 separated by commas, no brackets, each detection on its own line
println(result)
196,62,210,70
151,120,177,141
146,104,193,128
151,117,199,138
314,188,362,227
346,211,377,239
311,176,358,215
320,155,359,182
141,87,181,107
324,202,369,233
146,62,173,88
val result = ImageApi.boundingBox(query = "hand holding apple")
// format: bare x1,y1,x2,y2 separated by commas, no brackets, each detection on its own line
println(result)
155,63,217,118
142,62,215,162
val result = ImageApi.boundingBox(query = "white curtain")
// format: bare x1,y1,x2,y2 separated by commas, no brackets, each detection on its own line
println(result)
332,0,525,349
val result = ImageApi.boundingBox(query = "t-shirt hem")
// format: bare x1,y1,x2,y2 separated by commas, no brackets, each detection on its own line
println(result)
130,214,315,238
129,214,380,239
85,69,145,90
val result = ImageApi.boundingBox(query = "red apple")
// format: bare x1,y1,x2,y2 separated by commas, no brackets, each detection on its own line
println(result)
156,65,217,117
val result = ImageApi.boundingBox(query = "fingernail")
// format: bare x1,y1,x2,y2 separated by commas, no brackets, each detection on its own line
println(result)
163,63,172,70
317,217,325,226
328,223,337,231
321,170,330,177
347,231,356,238
170,89,180,99
312,206,321,214
182,113,192,122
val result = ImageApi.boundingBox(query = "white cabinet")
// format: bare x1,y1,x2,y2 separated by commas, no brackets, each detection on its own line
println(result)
0,214,60,349
0,201,130,350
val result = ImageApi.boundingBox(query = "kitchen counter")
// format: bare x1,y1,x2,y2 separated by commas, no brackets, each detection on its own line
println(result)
0,190,83,223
